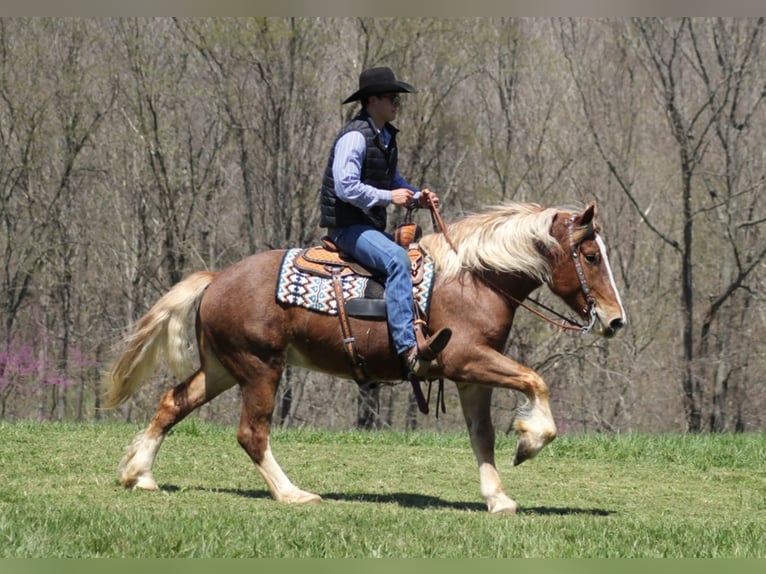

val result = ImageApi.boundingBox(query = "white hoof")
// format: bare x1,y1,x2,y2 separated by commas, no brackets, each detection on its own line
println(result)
487,494,519,514
282,489,322,505
512,427,556,466
133,475,160,491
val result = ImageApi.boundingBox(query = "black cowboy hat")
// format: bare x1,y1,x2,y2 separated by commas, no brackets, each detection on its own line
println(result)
343,67,417,104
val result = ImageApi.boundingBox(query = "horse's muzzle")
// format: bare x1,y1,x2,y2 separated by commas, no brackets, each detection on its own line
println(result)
601,316,626,338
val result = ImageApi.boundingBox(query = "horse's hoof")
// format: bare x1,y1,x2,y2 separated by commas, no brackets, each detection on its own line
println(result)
301,493,322,505
284,490,322,505
513,428,556,466
131,475,159,491
488,497,519,514
513,435,537,466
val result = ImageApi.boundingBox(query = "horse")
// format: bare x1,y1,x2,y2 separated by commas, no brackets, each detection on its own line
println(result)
104,201,626,514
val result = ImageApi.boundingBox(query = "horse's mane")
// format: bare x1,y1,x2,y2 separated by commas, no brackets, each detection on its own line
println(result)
419,202,564,283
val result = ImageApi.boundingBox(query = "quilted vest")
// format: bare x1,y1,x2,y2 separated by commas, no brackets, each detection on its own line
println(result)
320,111,399,231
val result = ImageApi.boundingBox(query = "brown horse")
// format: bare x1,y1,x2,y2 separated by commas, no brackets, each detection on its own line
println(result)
105,201,626,514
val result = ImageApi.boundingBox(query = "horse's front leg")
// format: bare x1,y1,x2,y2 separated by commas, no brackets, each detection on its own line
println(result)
448,346,557,467
456,383,518,514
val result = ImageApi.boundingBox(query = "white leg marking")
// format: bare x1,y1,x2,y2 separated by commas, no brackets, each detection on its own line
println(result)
478,462,519,514
256,439,321,504
119,430,164,490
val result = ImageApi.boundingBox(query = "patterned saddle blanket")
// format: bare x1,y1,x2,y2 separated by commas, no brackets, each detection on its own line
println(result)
276,247,435,319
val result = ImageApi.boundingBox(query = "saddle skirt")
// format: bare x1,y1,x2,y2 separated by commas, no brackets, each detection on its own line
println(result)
292,243,426,284
276,246,435,319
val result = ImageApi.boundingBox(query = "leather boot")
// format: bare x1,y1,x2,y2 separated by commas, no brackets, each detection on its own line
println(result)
401,327,452,377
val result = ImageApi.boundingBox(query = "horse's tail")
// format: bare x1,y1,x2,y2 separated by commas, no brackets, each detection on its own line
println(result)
104,271,217,408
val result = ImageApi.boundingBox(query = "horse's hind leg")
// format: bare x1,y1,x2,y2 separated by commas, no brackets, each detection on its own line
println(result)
236,360,321,505
457,383,519,514
119,356,235,490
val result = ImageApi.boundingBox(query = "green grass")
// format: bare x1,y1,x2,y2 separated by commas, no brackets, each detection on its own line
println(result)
0,421,764,557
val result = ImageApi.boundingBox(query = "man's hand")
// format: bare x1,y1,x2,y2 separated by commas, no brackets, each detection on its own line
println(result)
391,188,415,207
418,188,440,209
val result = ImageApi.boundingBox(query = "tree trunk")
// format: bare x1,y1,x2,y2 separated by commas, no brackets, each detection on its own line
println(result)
357,383,380,430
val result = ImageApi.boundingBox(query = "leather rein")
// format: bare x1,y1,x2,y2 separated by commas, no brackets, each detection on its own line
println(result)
429,205,597,335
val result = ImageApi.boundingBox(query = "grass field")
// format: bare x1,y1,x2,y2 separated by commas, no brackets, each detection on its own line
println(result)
0,420,764,558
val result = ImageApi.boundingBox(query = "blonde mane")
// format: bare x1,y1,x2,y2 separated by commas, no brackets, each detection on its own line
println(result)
419,202,563,282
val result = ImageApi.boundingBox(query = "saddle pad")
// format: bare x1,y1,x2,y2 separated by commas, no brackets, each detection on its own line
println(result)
276,248,435,316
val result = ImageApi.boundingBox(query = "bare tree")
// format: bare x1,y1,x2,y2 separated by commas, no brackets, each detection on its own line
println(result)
0,19,49,417
688,18,766,430
560,17,766,431
1,18,765,430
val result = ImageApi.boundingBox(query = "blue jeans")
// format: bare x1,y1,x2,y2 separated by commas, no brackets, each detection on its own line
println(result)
329,225,416,355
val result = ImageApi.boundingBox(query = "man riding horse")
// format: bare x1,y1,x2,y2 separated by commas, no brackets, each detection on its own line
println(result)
320,66,452,377
105,67,627,514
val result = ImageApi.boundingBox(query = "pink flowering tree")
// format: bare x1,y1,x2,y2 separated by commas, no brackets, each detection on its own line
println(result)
0,338,96,420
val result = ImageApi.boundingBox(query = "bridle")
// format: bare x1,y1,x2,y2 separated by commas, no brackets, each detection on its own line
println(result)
431,204,598,334
561,214,598,332
498,215,598,334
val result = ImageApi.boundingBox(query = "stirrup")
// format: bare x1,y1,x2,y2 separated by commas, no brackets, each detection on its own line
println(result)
402,326,452,379
404,349,430,378
415,325,452,362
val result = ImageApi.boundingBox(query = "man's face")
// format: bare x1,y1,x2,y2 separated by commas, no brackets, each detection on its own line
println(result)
370,93,401,123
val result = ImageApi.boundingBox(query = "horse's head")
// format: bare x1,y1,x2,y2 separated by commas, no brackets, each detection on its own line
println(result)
548,202,626,338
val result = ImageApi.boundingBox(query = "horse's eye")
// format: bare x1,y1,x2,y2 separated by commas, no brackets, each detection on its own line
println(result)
584,252,599,265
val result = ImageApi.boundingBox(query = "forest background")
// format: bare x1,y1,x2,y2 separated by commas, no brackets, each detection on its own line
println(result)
1,17,765,435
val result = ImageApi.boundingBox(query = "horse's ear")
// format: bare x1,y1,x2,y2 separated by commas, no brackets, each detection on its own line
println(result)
580,202,597,226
